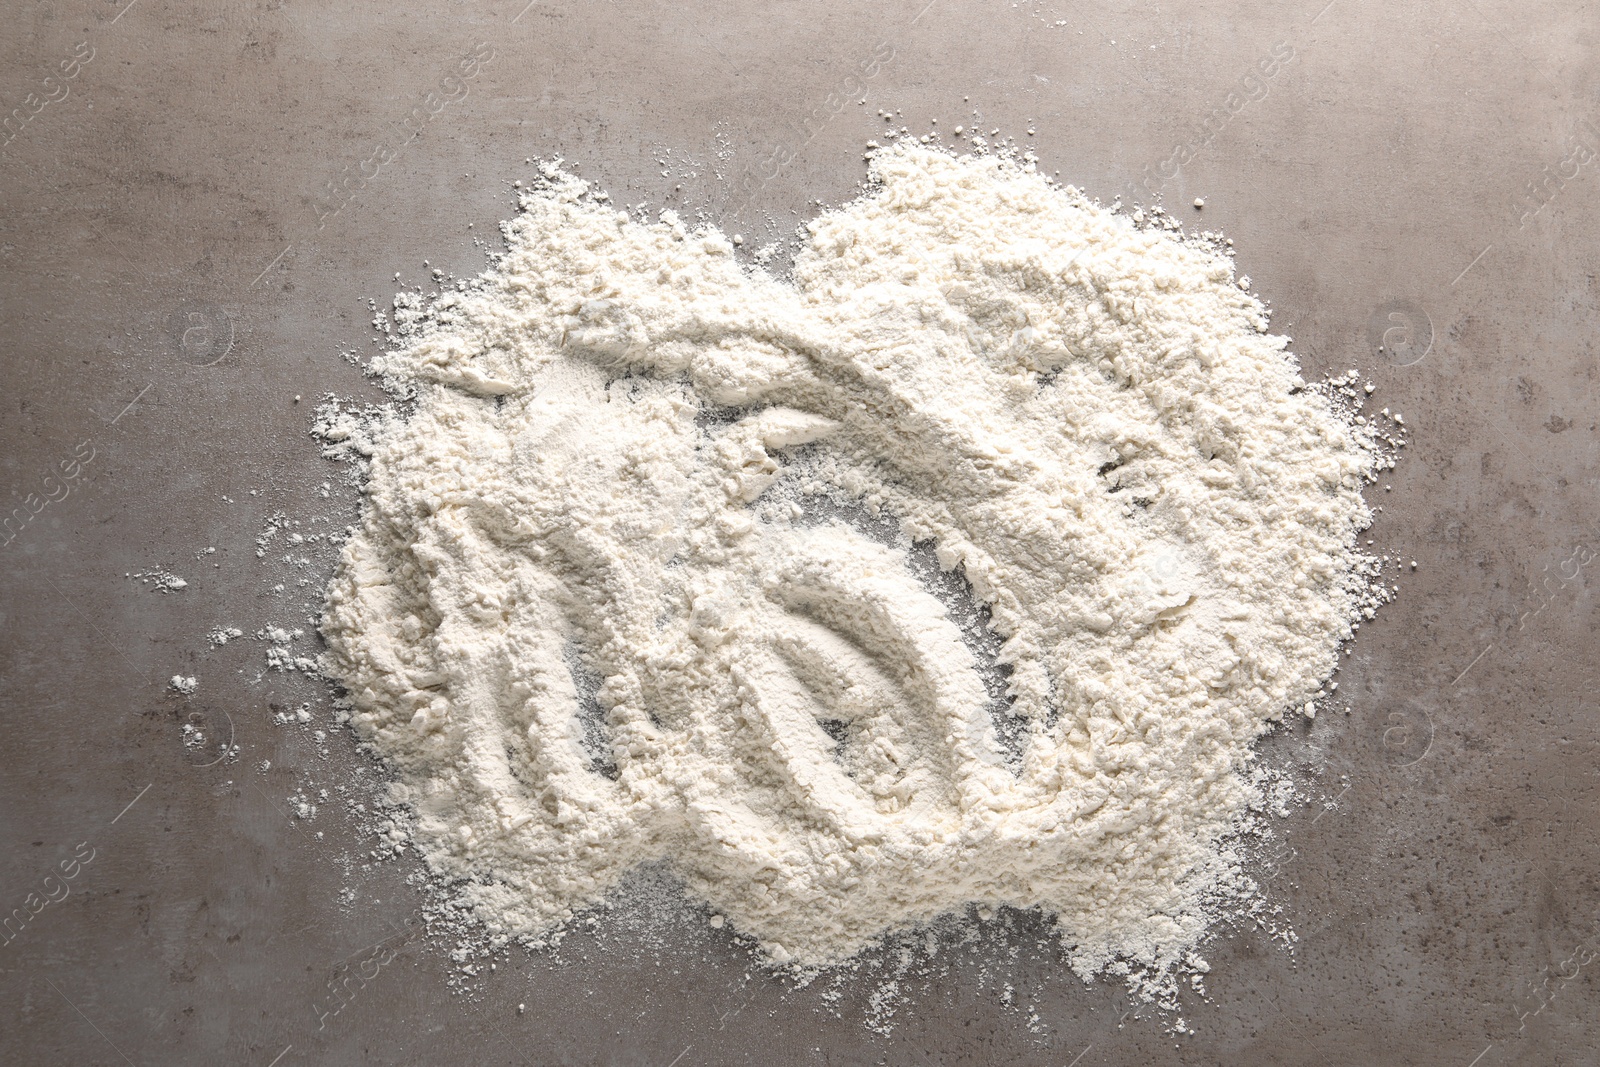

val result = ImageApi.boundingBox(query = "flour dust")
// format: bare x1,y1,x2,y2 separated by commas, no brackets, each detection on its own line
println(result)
314,141,1398,1011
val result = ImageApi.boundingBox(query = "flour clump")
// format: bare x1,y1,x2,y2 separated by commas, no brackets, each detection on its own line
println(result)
320,142,1378,991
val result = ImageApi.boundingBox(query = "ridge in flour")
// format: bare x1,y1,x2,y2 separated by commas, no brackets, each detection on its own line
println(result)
316,140,1394,1012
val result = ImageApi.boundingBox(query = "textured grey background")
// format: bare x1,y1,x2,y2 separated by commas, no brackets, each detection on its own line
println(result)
2,0,1597,1064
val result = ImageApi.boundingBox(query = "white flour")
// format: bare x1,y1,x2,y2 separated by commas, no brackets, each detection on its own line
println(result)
320,142,1383,997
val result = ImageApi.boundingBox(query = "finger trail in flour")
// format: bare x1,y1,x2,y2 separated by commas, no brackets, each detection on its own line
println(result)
318,141,1392,1006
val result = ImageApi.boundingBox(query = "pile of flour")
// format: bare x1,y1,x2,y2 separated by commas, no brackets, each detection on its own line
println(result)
320,142,1379,991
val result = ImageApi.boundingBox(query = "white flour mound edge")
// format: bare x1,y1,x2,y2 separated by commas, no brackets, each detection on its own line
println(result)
317,141,1389,1010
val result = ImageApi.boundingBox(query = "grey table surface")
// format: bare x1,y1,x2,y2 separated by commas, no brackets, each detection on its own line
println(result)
2,1,1597,1064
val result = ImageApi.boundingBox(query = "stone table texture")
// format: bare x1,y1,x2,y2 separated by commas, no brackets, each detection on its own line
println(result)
1,1,1596,1064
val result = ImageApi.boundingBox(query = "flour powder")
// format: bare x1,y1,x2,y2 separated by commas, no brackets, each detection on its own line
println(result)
319,142,1380,991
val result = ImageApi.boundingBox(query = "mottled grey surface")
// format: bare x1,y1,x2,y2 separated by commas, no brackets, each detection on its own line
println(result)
1,1,1597,1064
